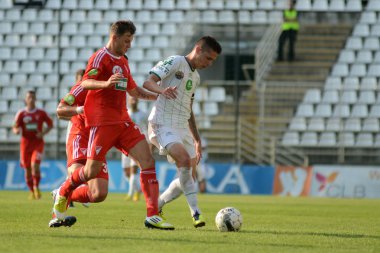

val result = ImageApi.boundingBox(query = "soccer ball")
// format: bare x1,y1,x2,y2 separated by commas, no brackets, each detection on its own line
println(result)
215,207,243,232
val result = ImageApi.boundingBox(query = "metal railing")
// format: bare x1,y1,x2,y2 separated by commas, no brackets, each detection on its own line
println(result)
238,117,308,166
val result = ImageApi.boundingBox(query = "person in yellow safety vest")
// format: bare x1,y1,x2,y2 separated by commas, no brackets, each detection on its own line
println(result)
277,0,299,61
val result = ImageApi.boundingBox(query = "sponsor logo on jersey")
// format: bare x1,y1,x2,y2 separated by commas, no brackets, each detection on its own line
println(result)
115,78,128,91
175,71,184,79
112,65,123,74
88,68,98,76
95,146,103,155
63,94,75,105
23,116,32,123
186,80,193,91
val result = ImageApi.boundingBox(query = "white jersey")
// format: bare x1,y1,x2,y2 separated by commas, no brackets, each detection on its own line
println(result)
130,110,148,136
148,55,200,128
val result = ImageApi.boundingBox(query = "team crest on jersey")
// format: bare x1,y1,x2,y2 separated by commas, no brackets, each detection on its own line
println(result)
112,65,123,74
175,71,184,79
23,116,32,123
64,94,75,105
88,68,98,76
185,80,193,91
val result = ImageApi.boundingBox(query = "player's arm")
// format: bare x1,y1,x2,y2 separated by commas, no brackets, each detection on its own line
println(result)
36,112,53,139
143,74,177,99
12,123,20,135
188,97,202,164
128,86,158,101
56,101,84,120
81,73,124,90
12,113,21,135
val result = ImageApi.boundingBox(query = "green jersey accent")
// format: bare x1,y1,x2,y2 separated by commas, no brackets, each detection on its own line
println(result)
63,94,75,105
88,68,98,76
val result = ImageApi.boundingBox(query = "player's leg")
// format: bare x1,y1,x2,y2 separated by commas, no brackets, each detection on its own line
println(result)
21,148,34,199
122,154,133,200
130,163,140,202
122,123,174,230
30,142,44,199
166,129,205,228
31,162,41,199
52,126,114,220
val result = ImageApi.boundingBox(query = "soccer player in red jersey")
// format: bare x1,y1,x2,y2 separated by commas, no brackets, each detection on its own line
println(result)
13,90,53,200
51,20,174,230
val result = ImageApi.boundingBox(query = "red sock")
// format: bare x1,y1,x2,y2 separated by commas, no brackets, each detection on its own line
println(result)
71,185,94,203
59,166,86,198
140,167,159,217
32,173,41,189
25,175,33,192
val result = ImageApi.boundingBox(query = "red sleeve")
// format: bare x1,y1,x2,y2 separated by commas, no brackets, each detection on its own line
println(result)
127,72,137,91
14,110,23,127
42,110,53,127
82,50,105,81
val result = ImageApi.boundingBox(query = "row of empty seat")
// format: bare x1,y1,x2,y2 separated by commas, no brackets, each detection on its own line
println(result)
1,0,367,11
296,103,380,118
289,117,380,132
303,89,380,104
283,131,380,147
338,49,380,64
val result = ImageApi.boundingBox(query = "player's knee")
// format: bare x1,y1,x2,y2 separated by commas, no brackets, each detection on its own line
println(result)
177,154,191,168
91,190,108,202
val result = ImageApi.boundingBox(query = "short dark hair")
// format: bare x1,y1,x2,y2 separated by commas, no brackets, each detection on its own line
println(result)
26,90,35,96
196,36,222,54
110,20,136,36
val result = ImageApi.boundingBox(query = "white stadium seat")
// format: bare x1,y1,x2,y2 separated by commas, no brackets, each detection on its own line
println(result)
362,118,379,132
315,104,332,117
356,133,373,147
10,73,27,86
282,132,299,146
344,118,361,132
308,118,325,131
319,132,336,146
329,0,345,11
333,104,350,117
339,132,355,147
303,89,321,104
296,104,314,117
289,117,307,131
300,132,318,146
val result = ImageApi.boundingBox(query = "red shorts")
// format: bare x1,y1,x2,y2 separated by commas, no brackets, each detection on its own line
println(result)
20,141,44,169
87,122,146,161
96,162,109,180
66,133,88,167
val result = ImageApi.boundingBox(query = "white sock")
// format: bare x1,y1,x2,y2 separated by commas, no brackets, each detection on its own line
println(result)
128,173,135,196
179,167,200,216
132,172,139,193
158,178,182,210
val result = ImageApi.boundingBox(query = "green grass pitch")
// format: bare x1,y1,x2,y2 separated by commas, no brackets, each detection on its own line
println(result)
0,191,379,253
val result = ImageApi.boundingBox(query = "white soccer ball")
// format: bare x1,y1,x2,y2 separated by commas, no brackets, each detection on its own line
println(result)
215,207,243,232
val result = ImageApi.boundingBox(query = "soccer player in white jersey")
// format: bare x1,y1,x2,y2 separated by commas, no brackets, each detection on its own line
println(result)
122,96,148,201
143,36,222,228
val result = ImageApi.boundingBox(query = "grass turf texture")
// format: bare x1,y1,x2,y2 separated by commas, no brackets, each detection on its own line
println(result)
0,191,379,253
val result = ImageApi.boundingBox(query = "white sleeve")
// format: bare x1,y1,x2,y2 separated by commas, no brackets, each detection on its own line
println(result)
149,55,180,81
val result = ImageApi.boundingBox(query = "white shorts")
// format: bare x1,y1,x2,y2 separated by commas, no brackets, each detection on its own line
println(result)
121,153,138,168
148,123,196,159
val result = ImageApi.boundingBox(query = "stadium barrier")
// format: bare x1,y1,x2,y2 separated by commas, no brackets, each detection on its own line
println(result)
1,161,379,198
0,160,274,194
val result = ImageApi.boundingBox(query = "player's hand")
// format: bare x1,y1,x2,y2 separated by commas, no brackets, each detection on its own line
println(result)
161,86,177,99
105,73,124,88
36,131,43,139
195,141,202,164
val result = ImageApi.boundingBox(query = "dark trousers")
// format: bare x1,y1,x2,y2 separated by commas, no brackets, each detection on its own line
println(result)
277,29,297,61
